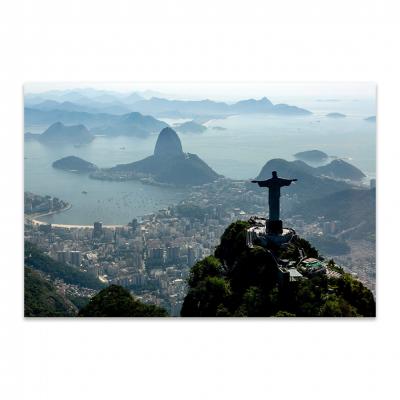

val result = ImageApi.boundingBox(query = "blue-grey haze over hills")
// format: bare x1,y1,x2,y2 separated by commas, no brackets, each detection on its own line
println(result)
24,87,376,225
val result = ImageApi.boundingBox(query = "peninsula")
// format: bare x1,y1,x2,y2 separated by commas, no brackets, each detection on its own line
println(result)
91,127,220,186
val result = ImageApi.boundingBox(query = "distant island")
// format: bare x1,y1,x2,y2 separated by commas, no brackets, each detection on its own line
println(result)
24,109,168,138
365,116,376,122
294,149,329,163
174,120,207,134
91,127,220,186
326,112,346,118
38,122,94,145
52,156,98,173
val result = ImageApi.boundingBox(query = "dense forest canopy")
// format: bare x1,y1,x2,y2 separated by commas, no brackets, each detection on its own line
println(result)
181,221,375,317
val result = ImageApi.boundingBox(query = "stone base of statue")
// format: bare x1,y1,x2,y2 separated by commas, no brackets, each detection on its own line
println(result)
246,217,296,248
267,220,283,235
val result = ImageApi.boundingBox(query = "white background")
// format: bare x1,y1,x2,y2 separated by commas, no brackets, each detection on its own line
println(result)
1,1,399,399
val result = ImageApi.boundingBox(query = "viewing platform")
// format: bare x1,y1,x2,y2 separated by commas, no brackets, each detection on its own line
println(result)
246,216,296,248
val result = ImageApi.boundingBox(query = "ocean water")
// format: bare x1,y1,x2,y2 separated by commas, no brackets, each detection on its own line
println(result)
24,97,376,225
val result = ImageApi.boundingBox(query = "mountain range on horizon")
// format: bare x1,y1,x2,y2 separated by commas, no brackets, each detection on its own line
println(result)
24,87,161,104
25,88,313,121
127,96,312,118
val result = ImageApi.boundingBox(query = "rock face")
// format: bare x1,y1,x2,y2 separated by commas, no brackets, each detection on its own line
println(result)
39,122,93,144
52,156,98,172
154,127,184,156
294,150,329,163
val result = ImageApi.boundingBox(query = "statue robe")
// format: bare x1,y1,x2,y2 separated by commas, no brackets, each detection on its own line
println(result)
255,176,294,221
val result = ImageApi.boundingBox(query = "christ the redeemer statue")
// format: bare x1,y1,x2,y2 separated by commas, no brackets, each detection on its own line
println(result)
252,171,297,234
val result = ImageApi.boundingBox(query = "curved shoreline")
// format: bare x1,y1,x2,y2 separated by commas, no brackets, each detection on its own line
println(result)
26,204,125,229
26,203,71,224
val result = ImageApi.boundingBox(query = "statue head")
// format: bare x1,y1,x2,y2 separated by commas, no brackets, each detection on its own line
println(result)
272,171,277,178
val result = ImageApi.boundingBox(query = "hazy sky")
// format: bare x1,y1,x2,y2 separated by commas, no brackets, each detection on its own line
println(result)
24,82,376,102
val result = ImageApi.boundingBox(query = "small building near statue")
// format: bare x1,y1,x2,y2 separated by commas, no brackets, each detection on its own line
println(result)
298,258,327,276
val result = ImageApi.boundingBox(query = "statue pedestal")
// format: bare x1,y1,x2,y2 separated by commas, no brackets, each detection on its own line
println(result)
267,220,283,235
246,217,296,248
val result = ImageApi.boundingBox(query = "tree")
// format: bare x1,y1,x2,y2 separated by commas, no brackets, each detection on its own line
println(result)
78,285,168,317
181,219,375,317
334,274,375,317
24,267,76,317
274,310,296,317
181,257,231,317
320,295,358,317
215,220,250,267
187,256,224,288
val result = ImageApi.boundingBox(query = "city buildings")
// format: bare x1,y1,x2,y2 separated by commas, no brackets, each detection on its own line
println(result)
24,178,376,313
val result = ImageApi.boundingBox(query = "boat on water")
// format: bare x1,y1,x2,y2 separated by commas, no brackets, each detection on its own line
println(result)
82,190,88,194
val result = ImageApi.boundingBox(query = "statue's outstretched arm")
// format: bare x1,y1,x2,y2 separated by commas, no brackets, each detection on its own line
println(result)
251,180,270,187
279,178,297,186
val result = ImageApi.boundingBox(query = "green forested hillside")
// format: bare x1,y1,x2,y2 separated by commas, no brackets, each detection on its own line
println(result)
24,244,167,317
24,241,105,290
24,267,76,317
293,188,375,240
181,221,375,317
